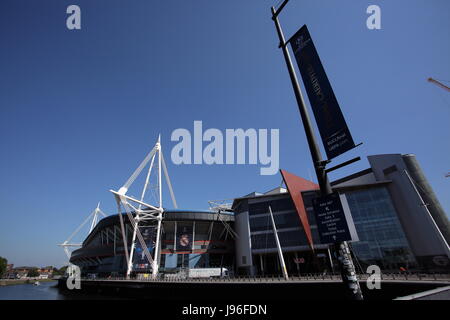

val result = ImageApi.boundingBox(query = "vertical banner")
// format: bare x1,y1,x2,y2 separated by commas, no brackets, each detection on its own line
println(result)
133,226,156,271
290,25,356,160
176,225,193,252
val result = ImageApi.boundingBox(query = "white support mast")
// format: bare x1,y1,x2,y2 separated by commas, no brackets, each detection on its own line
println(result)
110,135,177,279
89,202,106,233
152,135,163,277
268,206,289,280
59,203,107,261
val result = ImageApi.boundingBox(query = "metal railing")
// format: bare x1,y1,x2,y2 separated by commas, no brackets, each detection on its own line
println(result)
78,272,450,283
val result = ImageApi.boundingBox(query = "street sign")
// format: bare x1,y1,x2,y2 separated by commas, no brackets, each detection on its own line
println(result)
290,25,356,160
312,192,358,244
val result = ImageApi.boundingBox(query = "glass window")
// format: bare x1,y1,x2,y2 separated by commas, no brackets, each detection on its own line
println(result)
249,197,294,216
249,211,301,232
344,187,417,270
251,229,307,250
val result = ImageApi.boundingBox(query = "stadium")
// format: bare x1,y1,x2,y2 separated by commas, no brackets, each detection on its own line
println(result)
62,138,450,279
69,210,235,277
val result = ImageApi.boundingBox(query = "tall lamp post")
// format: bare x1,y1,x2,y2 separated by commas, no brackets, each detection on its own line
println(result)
270,0,364,300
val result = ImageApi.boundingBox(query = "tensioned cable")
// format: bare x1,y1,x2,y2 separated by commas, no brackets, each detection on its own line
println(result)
407,171,437,208
123,148,157,191
138,152,156,210
161,149,178,208
65,209,96,243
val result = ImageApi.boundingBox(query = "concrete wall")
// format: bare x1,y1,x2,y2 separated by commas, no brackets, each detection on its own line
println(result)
233,208,254,273
333,171,377,188
368,154,450,261
402,154,450,248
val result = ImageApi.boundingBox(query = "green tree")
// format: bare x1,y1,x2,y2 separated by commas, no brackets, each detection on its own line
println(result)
27,268,40,278
51,266,67,276
0,257,7,278
58,266,68,275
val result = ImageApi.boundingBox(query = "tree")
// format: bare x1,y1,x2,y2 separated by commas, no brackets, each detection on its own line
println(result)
52,266,68,276
58,265,68,275
0,257,7,278
27,268,40,278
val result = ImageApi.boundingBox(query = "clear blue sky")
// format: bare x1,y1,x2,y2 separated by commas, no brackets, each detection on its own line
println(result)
0,0,449,268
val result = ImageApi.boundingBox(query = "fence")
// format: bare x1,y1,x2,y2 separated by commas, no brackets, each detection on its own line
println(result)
80,272,450,283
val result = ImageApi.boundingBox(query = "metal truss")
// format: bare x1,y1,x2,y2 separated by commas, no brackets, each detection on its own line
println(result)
208,199,239,240
58,203,107,261
110,135,177,278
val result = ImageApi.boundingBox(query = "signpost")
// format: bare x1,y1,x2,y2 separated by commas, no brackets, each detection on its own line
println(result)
313,193,358,244
271,0,363,300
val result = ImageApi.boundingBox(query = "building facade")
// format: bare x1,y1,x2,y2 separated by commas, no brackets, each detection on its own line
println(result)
232,154,450,275
69,154,449,277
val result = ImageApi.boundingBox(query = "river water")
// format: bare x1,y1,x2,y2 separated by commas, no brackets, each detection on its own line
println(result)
0,281,126,300
0,281,65,300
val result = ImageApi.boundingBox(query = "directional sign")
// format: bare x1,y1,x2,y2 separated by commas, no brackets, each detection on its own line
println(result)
312,193,358,244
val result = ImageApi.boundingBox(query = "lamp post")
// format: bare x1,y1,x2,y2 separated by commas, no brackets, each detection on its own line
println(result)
270,0,363,300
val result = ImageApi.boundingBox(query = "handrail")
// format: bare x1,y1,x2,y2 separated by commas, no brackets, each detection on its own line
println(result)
76,272,450,283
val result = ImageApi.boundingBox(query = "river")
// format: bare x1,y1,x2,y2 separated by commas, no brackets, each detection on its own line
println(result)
0,281,65,300
0,281,126,300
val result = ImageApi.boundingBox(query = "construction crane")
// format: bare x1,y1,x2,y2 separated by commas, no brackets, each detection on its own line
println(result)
428,78,450,92
428,78,450,178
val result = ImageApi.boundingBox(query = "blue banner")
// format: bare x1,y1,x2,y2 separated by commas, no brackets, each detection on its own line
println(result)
176,226,193,252
290,25,356,160
133,226,156,270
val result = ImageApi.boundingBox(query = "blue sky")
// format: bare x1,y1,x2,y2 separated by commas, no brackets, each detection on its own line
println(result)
0,0,449,268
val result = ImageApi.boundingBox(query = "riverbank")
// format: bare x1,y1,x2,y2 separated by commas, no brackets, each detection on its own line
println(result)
0,279,56,286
